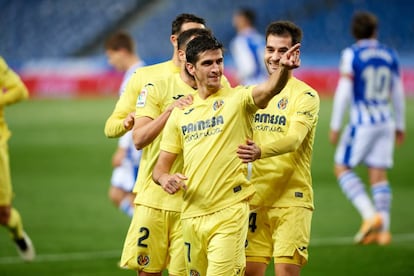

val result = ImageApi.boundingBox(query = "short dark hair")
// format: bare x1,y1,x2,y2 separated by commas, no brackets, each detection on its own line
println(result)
236,7,256,26
177,28,212,50
185,35,223,64
171,13,206,35
351,11,378,40
265,20,302,45
104,31,135,53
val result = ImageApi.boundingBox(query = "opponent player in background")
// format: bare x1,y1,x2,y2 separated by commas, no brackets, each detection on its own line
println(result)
0,56,35,261
153,35,300,275
104,13,206,138
104,31,145,217
230,7,267,85
329,11,405,245
236,21,319,276
120,28,213,276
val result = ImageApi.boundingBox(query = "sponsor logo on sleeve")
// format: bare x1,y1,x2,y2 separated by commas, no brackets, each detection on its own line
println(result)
136,89,147,107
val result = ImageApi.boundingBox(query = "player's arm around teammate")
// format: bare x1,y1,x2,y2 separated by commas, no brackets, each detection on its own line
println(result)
236,120,309,163
132,95,193,150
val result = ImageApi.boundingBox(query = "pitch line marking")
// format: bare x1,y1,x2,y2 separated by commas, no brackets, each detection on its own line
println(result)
1,233,414,264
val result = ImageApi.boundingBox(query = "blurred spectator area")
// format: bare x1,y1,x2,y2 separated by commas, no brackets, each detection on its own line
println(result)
1,0,413,97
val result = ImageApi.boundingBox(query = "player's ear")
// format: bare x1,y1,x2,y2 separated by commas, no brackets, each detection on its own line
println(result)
170,34,178,49
178,49,186,62
185,62,195,77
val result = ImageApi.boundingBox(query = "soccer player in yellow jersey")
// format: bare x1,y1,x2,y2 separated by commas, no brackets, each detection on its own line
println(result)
0,56,35,261
104,13,206,138
237,21,320,276
120,28,215,275
153,35,300,276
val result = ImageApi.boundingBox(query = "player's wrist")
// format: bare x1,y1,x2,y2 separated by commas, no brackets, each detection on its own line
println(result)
155,173,168,186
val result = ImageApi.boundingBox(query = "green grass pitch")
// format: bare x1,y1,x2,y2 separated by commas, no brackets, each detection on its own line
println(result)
0,97,413,275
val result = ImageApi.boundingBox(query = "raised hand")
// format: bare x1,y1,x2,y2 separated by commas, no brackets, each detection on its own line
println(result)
280,43,301,70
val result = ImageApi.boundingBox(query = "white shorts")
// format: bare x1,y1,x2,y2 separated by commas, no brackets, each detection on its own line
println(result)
334,123,395,169
111,158,138,192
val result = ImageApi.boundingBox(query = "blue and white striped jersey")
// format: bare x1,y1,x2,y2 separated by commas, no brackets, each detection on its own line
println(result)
230,28,268,85
331,39,405,130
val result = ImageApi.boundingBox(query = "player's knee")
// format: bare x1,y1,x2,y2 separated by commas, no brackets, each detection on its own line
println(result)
334,165,349,178
108,187,123,206
368,168,388,185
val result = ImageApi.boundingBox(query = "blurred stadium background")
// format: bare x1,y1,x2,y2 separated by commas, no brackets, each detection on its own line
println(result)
1,0,413,97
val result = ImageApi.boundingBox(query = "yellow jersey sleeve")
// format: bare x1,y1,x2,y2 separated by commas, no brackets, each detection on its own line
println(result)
250,77,319,209
0,57,29,106
133,73,196,212
160,107,182,155
104,61,179,138
260,88,319,158
135,80,165,120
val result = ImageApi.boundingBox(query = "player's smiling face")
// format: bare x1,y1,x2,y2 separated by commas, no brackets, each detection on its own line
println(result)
192,49,223,92
264,34,293,75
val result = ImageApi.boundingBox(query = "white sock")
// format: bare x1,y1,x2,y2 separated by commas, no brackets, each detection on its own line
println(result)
372,181,392,231
338,171,376,220
119,198,134,217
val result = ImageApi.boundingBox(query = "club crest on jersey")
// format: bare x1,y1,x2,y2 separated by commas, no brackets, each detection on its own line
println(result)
213,99,224,111
137,255,149,266
277,97,288,110
190,270,201,276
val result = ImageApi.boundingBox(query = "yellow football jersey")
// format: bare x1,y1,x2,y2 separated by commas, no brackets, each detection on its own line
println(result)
133,73,198,211
0,57,29,143
250,77,319,209
104,60,231,138
161,85,258,219
104,60,180,138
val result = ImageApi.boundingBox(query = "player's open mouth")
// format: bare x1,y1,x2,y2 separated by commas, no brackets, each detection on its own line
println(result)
268,65,279,71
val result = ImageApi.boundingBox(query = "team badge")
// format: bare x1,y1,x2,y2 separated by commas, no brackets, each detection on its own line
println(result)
137,255,149,266
213,99,224,111
136,89,148,107
190,270,201,276
277,97,288,110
